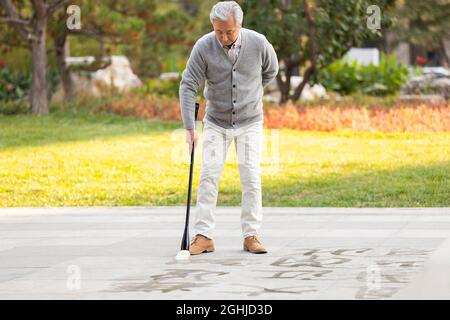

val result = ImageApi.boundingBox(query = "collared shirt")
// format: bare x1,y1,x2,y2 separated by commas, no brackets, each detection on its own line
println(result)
215,30,242,65
180,28,279,130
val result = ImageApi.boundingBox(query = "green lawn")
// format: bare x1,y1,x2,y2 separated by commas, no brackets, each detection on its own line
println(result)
0,110,449,207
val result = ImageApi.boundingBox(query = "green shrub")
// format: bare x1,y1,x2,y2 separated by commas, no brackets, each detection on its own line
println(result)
0,67,60,102
316,54,409,96
0,68,31,101
135,77,181,98
0,99,30,115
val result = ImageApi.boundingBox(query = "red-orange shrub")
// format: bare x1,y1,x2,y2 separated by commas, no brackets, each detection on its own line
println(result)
263,101,449,133
99,93,449,133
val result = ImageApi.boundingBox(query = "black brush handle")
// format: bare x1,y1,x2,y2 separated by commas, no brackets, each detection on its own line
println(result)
181,102,200,251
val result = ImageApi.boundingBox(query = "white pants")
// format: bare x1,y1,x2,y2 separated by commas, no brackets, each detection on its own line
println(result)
192,119,264,240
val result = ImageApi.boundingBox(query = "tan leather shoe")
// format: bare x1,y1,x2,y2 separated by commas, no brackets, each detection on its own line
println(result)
189,234,215,255
243,235,268,254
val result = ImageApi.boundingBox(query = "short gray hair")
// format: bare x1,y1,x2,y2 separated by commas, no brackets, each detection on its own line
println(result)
209,1,243,26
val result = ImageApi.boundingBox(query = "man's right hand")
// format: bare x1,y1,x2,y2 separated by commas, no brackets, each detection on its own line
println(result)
185,129,198,156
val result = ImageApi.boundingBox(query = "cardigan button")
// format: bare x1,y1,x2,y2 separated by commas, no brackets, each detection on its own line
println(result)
232,85,236,88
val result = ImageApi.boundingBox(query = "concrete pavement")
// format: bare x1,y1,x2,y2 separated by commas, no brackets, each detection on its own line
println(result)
0,206,449,299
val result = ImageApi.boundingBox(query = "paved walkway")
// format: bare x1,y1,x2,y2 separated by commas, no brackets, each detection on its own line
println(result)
0,206,449,299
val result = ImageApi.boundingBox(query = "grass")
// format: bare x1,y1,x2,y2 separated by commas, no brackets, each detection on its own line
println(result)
0,110,449,207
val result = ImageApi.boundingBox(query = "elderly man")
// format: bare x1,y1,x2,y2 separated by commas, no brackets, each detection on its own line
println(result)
179,1,279,255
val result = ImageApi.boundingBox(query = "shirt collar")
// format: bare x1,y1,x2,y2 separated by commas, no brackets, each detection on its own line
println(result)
216,29,242,49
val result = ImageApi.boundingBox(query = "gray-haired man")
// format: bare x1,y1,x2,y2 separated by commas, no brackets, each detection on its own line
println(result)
179,1,279,255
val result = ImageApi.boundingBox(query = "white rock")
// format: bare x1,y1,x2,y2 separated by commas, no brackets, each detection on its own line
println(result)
52,55,143,100
91,56,142,92
264,75,328,102
160,72,180,80
344,48,380,66
422,67,449,76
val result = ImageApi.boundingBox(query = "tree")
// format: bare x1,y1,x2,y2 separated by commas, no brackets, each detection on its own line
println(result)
125,2,195,78
240,0,393,104
1,1,199,104
48,0,145,100
391,0,450,66
0,0,70,114
177,0,203,16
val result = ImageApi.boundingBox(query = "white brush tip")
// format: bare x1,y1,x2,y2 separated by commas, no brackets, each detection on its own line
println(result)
175,250,191,260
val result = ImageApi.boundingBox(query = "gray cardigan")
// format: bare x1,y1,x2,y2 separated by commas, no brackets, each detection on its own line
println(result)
179,27,279,130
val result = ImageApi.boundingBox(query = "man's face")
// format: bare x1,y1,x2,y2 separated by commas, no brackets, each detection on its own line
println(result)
212,16,241,46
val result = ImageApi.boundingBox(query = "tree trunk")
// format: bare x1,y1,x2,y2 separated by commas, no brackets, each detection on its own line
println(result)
440,38,450,68
276,59,294,105
30,16,48,114
291,0,317,102
291,66,314,101
54,33,75,100
1,0,71,113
